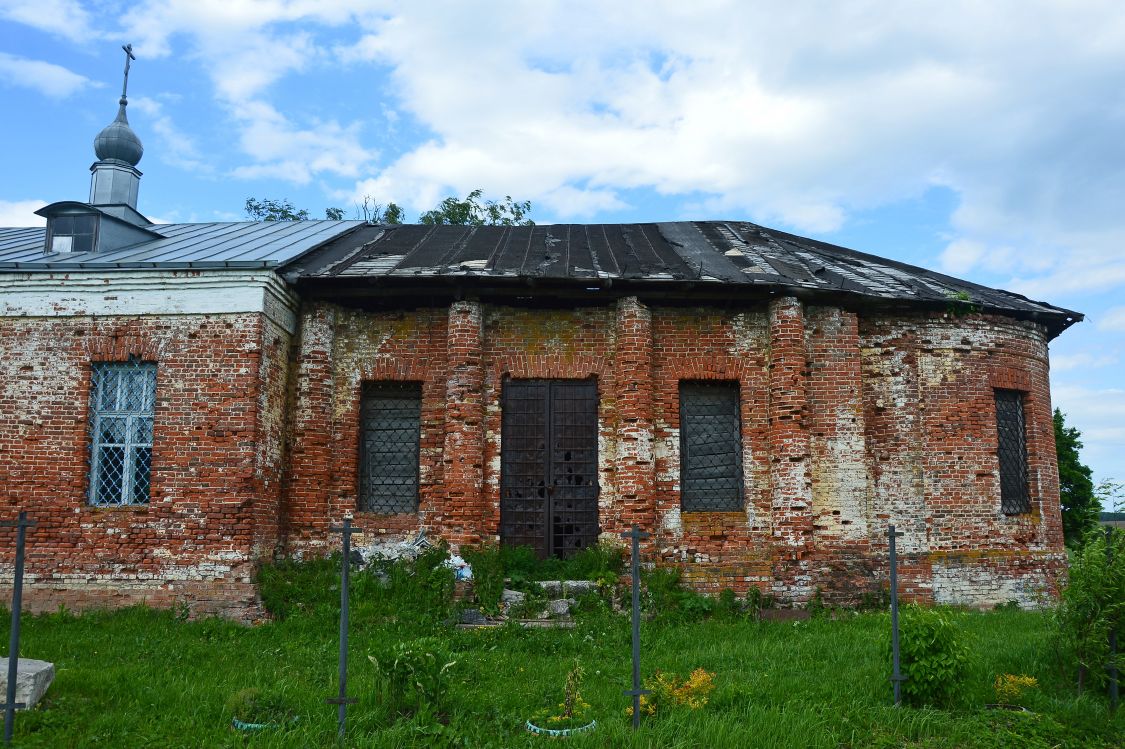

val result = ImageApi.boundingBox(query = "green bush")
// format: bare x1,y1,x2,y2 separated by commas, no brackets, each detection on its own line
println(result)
462,543,505,614
369,636,456,717
643,567,716,623
806,588,827,618
257,556,339,620
224,687,295,725
893,605,969,707
717,588,740,617
497,542,625,582
258,545,454,625
1052,530,1125,693
565,543,626,579
379,544,456,625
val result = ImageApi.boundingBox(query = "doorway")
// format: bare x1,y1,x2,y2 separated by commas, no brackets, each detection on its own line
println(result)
499,378,600,558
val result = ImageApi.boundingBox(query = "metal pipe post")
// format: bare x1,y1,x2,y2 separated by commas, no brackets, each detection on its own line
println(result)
338,519,350,737
1108,527,1119,712
2,512,36,744
620,524,650,729
889,524,904,706
327,518,360,739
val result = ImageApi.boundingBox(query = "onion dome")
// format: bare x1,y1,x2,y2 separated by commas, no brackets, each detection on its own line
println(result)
93,97,143,166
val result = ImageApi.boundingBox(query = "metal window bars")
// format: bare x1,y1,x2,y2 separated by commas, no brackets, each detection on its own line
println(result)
679,381,744,512
88,360,156,506
994,389,1030,514
358,382,422,514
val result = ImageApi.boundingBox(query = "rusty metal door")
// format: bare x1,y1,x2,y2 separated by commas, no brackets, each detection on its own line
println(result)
500,378,600,558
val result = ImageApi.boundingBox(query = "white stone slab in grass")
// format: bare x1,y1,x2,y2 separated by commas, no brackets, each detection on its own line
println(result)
0,658,55,710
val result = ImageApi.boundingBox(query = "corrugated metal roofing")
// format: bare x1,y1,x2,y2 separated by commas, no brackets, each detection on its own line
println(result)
287,221,1081,337
0,220,365,269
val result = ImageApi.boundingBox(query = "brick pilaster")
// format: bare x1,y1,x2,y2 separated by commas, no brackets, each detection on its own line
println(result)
444,300,486,547
285,303,337,545
768,296,814,600
613,296,655,535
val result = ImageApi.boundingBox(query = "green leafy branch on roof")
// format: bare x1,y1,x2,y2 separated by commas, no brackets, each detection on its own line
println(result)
244,189,534,226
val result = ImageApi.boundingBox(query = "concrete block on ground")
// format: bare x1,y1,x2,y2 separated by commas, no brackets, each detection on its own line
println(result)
0,658,55,710
536,580,562,597
546,599,574,617
563,580,595,596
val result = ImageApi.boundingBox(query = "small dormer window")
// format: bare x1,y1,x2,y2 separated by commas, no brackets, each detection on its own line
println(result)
48,214,99,254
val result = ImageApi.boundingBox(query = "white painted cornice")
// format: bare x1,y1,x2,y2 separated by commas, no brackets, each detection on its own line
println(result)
0,269,301,333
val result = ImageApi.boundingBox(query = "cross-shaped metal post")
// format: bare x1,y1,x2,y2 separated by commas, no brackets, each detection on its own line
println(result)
327,518,361,739
120,44,136,101
888,524,906,706
620,524,651,729
1,512,37,744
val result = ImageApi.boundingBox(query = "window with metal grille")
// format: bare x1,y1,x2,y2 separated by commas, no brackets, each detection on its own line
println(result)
679,381,744,512
995,389,1030,514
88,359,156,506
358,382,422,513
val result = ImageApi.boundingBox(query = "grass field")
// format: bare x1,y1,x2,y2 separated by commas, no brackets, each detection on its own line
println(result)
4,562,1123,748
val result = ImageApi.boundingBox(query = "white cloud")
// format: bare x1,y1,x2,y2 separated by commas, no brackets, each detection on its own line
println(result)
119,1,381,184
226,100,376,184
539,186,630,219
130,96,211,173
0,199,46,227
0,52,96,98
1051,352,1119,372
0,0,96,43
328,1,1125,258
1097,307,1125,332
104,0,1125,302
1052,383,1125,482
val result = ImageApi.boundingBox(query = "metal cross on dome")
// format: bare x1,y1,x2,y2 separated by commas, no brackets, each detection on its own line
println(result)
120,44,136,101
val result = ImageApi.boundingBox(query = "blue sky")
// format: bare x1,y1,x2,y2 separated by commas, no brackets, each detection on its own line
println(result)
1,1,1123,496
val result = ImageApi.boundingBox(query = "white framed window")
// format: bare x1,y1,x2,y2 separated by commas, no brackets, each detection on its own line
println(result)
88,359,156,506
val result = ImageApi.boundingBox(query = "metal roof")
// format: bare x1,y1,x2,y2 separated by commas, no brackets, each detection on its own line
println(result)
286,221,1081,338
0,220,365,269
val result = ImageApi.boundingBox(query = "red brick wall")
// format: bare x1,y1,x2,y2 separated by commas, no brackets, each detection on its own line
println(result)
284,297,1064,608
0,312,287,619
860,312,1064,605
284,304,449,552
2,293,1061,616
649,306,773,594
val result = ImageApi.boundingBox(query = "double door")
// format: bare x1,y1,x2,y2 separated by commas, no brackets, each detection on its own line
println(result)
499,378,600,558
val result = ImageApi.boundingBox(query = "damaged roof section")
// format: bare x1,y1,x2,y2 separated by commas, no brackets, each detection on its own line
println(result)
287,221,1081,338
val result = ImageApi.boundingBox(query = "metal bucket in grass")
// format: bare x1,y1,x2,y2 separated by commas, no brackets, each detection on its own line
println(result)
526,719,597,737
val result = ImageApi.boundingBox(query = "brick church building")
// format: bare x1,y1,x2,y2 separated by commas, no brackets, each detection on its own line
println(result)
0,76,1081,619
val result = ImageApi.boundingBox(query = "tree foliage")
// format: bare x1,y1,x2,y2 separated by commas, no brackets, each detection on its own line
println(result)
246,189,531,225
244,197,311,222
355,196,404,224
1096,478,1124,514
1054,409,1099,545
419,189,534,226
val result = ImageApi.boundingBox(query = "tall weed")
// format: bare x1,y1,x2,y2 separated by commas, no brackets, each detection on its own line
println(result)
1052,530,1124,693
